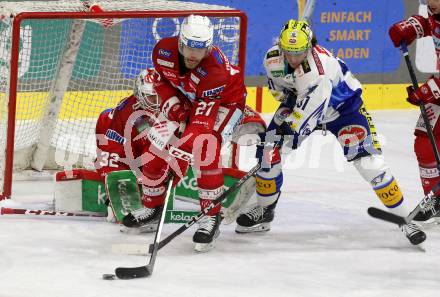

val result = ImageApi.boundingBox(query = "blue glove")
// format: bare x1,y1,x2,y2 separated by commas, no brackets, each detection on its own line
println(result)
282,89,297,108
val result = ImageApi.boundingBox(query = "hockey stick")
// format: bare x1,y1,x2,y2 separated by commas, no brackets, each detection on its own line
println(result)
110,123,187,280
368,182,440,226
148,162,261,254
301,0,316,22
401,43,440,167
110,174,175,280
0,207,105,219
103,163,259,280
367,43,440,225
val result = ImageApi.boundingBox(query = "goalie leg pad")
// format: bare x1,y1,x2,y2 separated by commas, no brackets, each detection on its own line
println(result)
256,163,282,207
354,155,405,211
214,105,243,144
222,175,256,225
105,170,143,223
231,105,266,145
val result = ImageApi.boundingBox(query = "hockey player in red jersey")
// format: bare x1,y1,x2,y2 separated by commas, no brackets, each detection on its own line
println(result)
389,0,440,221
95,68,159,177
95,68,168,230
149,14,247,252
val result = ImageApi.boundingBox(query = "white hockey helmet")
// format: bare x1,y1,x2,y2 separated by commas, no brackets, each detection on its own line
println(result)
133,68,159,112
178,15,214,53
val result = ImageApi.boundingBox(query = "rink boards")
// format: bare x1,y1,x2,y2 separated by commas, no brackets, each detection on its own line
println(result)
2,84,418,121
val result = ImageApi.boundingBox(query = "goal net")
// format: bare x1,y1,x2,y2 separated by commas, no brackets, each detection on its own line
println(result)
0,0,247,199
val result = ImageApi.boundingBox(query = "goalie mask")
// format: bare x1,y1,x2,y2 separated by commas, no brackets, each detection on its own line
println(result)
279,20,313,55
133,68,159,112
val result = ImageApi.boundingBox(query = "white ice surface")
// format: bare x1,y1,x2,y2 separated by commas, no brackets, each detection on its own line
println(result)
1,110,440,297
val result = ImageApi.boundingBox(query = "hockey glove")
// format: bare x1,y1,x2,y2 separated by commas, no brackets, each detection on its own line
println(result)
389,15,430,47
256,131,282,171
407,77,440,106
161,96,189,122
283,89,297,108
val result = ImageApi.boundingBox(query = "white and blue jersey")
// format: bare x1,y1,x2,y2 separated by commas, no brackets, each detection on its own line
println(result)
264,44,381,161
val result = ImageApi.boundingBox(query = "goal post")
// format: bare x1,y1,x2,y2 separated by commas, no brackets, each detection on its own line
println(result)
0,0,247,200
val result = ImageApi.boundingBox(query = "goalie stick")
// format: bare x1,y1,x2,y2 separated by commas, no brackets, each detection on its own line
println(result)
0,207,105,219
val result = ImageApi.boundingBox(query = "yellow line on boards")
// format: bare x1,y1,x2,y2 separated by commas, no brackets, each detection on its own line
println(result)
2,90,131,120
3,84,417,121
245,84,418,112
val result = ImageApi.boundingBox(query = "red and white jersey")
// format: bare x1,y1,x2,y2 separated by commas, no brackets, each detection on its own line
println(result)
95,95,155,178
426,14,440,69
410,10,440,136
415,103,440,136
152,36,246,107
152,36,247,150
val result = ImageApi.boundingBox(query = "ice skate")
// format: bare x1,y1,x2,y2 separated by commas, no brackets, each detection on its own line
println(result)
121,206,162,233
235,202,276,233
413,195,440,224
193,213,222,252
401,222,426,245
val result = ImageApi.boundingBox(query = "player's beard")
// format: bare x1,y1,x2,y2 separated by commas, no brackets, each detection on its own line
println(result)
184,57,202,69
430,5,440,15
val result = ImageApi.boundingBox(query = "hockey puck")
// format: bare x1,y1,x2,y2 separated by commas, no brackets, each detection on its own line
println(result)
102,273,116,280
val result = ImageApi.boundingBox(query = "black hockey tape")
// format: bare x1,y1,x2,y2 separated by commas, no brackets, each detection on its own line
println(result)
102,273,116,280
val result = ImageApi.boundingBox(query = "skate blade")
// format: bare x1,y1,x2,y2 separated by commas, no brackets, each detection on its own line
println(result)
193,230,220,253
235,222,271,234
421,217,440,226
194,241,216,253
119,224,157,234
415,242,426,252
138,223,158,233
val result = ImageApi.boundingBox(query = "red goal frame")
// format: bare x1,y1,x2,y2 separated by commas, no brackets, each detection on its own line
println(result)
1,10,247,200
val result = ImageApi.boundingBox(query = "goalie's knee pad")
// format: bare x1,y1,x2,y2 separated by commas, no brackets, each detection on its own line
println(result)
353,155,403,208
256,164,282,207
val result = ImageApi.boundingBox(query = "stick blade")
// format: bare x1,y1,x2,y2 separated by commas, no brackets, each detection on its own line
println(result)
115,266,151,279
367,207,407,226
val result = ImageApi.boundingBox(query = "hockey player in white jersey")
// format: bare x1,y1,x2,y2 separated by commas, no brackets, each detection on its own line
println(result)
235,19,426,245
